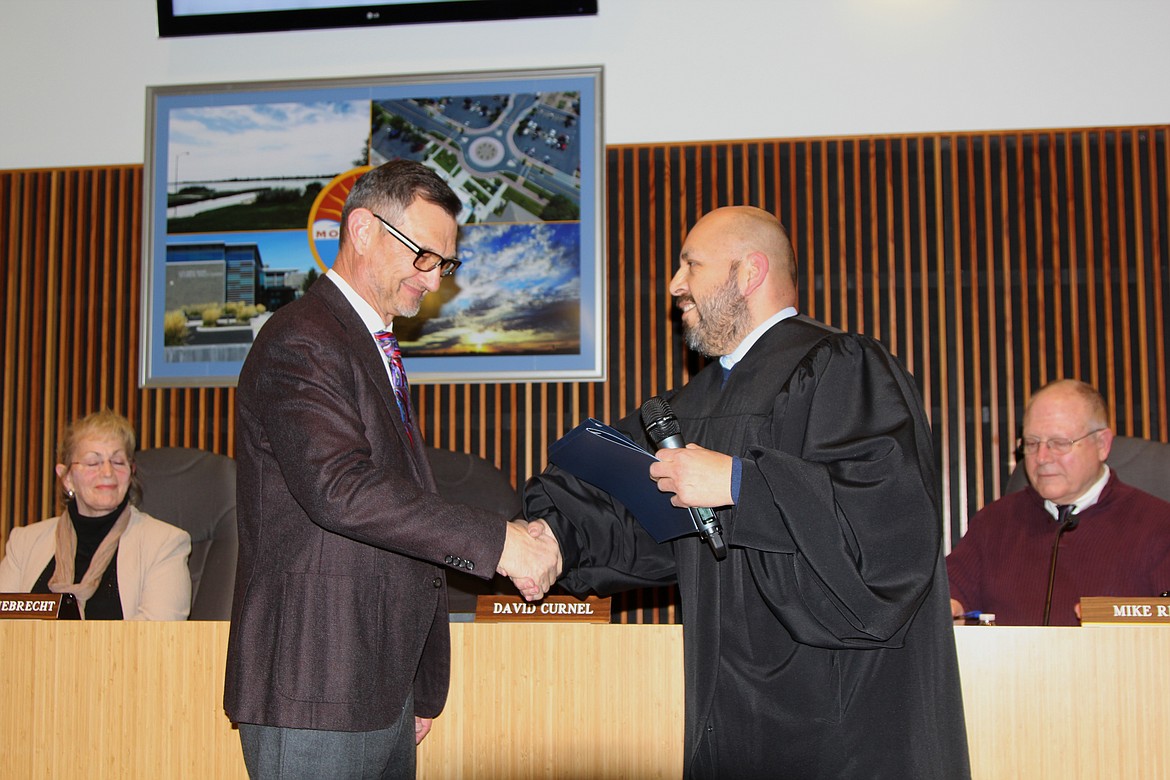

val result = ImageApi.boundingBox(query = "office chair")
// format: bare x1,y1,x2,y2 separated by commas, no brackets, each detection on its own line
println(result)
425,446,521,613
135,447,238,620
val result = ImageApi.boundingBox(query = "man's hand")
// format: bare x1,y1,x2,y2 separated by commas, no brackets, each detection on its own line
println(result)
415,717,432,745
649,443,734,508
497,519,563,601
526,517,559,543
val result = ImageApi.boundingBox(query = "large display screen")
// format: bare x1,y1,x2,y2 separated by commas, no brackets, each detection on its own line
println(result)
158,0,597,37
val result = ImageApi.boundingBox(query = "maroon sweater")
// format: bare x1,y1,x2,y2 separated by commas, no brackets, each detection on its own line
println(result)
947,474,1170,626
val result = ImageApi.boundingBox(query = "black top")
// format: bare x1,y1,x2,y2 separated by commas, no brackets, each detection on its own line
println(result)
32,494,128,620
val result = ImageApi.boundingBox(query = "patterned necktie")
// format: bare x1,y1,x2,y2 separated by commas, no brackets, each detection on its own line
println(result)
374,330,414,444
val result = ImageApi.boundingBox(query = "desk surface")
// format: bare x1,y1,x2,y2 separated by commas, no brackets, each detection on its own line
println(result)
1,622,1167,779
955,624,1170,780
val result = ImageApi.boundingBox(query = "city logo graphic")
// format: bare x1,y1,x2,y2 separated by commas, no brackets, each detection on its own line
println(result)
307,165,372,271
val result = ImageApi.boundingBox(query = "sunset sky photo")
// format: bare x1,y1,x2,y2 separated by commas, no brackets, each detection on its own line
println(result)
400,221,581,356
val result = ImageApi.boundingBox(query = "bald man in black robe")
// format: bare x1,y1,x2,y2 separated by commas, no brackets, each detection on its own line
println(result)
524,206,970,778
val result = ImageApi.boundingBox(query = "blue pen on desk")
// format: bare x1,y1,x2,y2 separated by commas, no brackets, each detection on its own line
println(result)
960,610,996,625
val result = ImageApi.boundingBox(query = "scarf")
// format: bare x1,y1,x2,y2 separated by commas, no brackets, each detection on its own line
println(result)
47,498,131,619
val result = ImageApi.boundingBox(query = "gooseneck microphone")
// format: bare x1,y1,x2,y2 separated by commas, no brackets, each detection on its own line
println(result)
1042,508,1080,626
640,396,728,561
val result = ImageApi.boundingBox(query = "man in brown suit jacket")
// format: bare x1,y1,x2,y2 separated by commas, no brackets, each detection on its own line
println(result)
224,160,561,779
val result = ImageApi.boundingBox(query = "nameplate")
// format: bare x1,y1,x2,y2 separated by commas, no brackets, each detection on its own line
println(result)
475,595,611,623
0,594,63,620
1081,597,1170,625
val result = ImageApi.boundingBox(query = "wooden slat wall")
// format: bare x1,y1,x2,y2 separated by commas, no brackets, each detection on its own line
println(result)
0,168,237,541
2,127,1167,624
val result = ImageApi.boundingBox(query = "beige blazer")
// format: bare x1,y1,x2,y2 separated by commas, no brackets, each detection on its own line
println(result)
0,506,192,620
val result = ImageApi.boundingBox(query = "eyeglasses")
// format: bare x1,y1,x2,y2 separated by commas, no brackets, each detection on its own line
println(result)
371,212,461,277
1019,428,1105,456
70,456,132,474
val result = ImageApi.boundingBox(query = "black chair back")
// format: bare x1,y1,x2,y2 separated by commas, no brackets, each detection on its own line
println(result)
136,447,238,620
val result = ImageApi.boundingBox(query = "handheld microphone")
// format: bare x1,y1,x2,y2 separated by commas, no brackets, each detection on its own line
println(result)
640,396,728,561
1042,512,1079,626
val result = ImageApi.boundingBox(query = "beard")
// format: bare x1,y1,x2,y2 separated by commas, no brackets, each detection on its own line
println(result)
391,284,426,319
680,267,752,357
396,297,423,319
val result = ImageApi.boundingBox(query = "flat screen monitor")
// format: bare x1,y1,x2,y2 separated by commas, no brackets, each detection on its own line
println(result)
158,0,598,37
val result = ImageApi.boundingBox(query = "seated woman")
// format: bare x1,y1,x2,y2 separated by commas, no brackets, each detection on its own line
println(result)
0,409,191,620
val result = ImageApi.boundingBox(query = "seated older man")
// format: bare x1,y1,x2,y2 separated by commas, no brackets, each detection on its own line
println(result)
947,379,1170,626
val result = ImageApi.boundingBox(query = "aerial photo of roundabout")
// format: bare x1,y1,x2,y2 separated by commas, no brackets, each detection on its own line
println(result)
370,91,582,225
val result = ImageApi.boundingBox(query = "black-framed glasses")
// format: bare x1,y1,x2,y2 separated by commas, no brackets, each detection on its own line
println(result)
371,212,461,277
1019,428,1105,456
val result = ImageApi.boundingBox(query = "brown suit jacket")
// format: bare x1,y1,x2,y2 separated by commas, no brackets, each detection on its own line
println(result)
224,277,507,730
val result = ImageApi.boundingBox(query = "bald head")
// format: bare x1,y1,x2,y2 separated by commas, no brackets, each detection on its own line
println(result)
683,205,795,308
1025,379,1109,429
671,206,800,356
689,206,798,290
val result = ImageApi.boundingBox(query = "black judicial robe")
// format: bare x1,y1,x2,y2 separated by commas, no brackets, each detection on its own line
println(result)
524,316,970,779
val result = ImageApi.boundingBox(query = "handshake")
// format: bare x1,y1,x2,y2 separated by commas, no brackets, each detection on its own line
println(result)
496,518,563,601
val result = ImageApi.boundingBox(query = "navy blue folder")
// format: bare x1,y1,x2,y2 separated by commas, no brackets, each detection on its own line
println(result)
547,418,699,543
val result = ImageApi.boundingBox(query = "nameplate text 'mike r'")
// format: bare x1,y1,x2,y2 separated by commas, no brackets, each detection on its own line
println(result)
475,595,611,623
0,594,63,620
1080,597,1170,625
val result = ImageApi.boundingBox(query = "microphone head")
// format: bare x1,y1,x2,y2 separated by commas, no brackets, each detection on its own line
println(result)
1064,516,1080,531
640,395,670,426
640,396,681,442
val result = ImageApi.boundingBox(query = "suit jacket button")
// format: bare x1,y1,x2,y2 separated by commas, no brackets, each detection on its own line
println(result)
432,577,442,588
